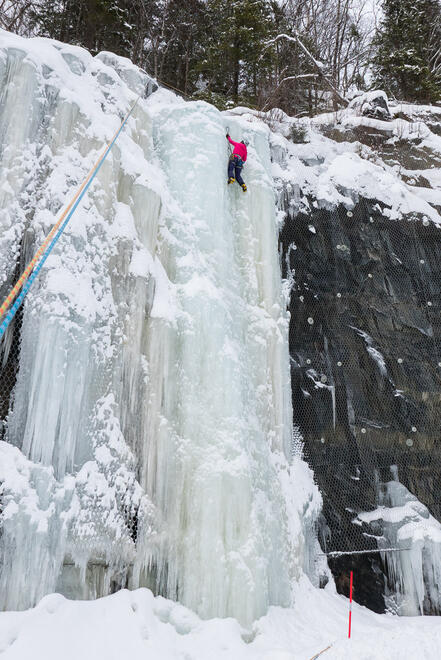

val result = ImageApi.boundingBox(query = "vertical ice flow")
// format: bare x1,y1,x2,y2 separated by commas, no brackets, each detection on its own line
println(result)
132,100,297,622
0,32,320,625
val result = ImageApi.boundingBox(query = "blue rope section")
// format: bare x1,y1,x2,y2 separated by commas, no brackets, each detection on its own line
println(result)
0,99,138,340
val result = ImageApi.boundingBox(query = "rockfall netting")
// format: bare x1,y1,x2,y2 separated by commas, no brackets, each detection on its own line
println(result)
281,198,441,615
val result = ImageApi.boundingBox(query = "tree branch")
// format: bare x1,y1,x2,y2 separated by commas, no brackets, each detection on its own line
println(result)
266,32,349,107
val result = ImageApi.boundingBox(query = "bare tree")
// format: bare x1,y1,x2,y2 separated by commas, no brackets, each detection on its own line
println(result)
269,0,376,114
428,11,441,88
0,0,32,34
133,0,177,80
266,32,349,108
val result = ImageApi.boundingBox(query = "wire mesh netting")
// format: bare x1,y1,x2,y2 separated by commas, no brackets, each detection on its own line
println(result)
0,248,144,608
281,196,441,612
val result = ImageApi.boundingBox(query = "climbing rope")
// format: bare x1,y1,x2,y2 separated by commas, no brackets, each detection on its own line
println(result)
309,644,333,659
0,96,139,340
156,77,191,100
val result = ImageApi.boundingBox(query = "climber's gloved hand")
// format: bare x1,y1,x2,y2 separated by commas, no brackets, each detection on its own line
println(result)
226,133,229,138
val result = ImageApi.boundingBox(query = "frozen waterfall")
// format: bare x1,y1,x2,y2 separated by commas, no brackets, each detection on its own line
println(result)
0,31,320,624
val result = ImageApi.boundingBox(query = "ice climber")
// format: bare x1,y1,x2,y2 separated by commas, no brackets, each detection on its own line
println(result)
226,133,248,191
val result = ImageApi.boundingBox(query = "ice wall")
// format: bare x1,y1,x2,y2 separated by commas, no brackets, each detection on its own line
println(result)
0,31,320,624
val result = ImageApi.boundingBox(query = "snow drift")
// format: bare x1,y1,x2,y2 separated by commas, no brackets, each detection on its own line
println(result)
2,581,441,660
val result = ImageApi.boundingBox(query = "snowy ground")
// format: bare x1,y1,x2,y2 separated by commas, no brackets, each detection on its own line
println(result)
1,579,441,659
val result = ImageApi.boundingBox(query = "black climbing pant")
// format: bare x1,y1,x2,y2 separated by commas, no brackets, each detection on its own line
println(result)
228,155,245,186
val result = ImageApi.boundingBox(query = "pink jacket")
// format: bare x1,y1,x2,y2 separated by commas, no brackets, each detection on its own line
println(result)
228,136,247,162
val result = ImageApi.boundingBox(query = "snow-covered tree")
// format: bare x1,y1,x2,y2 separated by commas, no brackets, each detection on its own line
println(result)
262,0,375,115
373,0,441,102
0,0,32,33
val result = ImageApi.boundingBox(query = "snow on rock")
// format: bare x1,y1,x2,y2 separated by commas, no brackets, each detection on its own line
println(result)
251,92,441,227
245,90,441,618
349,90,391,120
0,29,320,625
350,327,387,376
266,109,441,223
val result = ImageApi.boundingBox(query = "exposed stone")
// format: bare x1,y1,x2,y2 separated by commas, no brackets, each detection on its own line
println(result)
280,199,441,613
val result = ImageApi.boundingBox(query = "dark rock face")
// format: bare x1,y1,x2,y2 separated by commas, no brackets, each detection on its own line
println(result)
279,200,441,613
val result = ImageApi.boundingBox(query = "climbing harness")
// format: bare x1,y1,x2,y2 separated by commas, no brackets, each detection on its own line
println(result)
230,153,244,168
0,96,139,340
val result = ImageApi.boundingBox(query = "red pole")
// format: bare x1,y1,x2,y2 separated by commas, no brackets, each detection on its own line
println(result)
348,571,353,639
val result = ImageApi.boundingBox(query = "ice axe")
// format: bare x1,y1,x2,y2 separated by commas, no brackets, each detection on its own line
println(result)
226,125,233,155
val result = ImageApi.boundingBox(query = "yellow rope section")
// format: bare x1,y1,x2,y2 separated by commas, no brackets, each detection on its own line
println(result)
309,645,333,660
0,97,138,323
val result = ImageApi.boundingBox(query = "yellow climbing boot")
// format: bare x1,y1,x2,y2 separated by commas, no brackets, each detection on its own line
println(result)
228,177,235,184
241,184,247,192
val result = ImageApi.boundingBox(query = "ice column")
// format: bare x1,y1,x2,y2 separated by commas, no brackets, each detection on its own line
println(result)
132,99,300,625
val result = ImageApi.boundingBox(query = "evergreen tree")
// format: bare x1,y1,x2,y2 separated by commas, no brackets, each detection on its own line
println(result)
28,0,131,55
373,0,441,102
146,0,209,95
201,0,275,107
169,0,210,96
